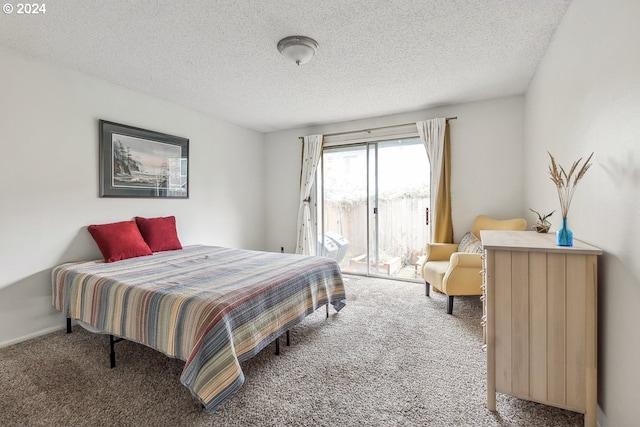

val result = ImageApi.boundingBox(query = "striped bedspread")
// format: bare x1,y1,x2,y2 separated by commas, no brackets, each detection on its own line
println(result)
51,245,346,412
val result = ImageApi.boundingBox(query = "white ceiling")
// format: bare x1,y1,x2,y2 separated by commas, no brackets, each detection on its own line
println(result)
0,0,571,133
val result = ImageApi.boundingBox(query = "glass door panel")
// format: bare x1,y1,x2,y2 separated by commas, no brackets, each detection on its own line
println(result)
318,145,368,273
370,139,429,279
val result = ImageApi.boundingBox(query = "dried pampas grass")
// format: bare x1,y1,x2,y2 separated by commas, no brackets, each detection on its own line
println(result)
548,152,594,217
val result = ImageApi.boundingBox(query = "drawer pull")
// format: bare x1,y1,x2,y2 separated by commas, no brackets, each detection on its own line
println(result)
481,344,487,353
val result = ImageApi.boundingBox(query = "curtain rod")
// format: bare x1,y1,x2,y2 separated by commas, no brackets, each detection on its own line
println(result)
298,116,457,140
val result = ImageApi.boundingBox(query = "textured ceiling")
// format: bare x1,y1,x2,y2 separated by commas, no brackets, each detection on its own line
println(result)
0,0,571,133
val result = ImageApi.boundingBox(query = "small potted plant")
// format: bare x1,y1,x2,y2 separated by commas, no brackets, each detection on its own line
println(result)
529,208,554,233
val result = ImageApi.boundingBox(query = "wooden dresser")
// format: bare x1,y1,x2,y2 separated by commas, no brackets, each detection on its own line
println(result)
480,230,602,427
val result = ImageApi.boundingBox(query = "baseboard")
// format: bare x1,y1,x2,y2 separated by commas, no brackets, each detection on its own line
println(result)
0,324,66,349
598,405,605,427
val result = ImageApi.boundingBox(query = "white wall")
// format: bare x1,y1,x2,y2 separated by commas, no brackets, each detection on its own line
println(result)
264,96,526,253
0,47,266,347
524,1,640,425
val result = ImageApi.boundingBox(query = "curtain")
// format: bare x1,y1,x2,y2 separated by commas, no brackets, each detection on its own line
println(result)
437,125,454,243
295,134,323,255
417,119,453,243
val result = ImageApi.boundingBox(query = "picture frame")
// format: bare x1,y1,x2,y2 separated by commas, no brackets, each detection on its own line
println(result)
99,120,189,198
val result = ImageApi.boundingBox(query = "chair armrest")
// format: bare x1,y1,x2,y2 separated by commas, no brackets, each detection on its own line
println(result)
442,252,484,296
425,243,459,261
448,252,482,269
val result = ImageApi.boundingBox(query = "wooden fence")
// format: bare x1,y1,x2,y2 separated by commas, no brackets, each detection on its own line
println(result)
322,197,429,267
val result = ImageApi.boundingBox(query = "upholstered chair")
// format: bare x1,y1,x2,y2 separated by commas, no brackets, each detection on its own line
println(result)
421,215,527,314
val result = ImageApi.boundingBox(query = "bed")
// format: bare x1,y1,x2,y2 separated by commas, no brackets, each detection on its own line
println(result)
51,245,346,412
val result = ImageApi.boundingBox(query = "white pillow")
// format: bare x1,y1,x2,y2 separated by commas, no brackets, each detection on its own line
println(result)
458,232,483,254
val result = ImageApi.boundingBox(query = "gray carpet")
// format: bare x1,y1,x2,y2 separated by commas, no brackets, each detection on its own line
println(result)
0,276,583,426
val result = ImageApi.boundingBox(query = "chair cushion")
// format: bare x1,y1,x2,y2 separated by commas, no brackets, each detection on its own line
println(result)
458,231,483,254
422,260,449,292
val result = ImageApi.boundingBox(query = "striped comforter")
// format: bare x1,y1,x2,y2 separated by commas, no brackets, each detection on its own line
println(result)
51,245,346,412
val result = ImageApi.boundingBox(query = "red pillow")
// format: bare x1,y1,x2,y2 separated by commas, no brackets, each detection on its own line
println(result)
135,216,182,252
87,220,153,263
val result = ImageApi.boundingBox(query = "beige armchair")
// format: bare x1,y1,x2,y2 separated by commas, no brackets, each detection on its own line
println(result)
421,215,527,314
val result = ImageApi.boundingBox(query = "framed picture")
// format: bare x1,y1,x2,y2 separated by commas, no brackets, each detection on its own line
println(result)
99,120,189,198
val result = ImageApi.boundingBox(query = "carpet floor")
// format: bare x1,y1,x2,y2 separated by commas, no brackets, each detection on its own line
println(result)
0,276,584,426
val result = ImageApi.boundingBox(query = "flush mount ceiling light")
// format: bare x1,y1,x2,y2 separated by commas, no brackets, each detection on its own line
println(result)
277,36,319,66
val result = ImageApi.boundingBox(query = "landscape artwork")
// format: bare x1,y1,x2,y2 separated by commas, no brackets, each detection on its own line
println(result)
99,120,189,198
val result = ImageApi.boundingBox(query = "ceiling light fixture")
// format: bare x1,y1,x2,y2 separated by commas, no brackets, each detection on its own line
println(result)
277,36,319,66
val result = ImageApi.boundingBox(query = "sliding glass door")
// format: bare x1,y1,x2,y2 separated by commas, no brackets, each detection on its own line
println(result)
317,138,429,281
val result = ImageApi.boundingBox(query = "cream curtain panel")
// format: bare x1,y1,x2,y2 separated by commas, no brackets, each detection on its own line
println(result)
417,119,453,243
295,134,323,255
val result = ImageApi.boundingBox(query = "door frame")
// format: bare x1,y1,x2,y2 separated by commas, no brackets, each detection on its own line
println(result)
315,136,428,282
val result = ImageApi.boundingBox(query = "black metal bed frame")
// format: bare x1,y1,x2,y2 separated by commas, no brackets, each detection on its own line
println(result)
65,303,329,368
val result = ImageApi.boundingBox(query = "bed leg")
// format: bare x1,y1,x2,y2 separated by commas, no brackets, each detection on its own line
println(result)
326,303,329,318
286,330,290,346
275,336,280,356
66,318,72,333
110,335,117,369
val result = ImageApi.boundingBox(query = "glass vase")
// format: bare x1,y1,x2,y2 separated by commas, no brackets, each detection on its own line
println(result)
556,217,573,247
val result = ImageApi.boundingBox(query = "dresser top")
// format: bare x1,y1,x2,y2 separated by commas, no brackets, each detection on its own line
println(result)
480,230,602,255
